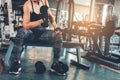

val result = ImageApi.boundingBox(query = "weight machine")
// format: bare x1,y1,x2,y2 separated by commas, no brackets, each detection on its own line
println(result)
55,0,120,70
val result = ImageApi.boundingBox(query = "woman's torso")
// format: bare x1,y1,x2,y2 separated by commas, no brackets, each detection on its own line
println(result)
29,0,46,30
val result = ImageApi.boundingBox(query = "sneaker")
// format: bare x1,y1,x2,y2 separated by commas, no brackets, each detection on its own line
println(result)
9,62,22,75
49,68,66,76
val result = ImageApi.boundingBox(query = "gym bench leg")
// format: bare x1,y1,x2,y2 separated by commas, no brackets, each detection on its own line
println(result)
4,41,14,67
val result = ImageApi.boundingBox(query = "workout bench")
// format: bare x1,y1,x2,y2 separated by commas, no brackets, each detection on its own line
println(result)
4,39,89,70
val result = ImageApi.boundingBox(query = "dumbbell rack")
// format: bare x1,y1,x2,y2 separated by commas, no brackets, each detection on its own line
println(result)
0,0,16,52
6,0,16,37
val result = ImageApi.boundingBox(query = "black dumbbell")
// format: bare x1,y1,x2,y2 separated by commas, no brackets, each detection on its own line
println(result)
35,61,46,74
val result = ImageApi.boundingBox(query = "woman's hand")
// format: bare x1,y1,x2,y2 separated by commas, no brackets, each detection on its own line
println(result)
54,28,62,35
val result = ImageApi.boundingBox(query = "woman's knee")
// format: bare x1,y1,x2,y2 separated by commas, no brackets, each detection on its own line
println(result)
54,34,63,43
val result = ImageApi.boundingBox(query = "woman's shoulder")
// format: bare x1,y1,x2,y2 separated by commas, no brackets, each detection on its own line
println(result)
23,0,31,8
41,0,49,6
24,0,31,6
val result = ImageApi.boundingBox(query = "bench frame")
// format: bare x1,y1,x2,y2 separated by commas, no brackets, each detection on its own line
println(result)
4,41,89,70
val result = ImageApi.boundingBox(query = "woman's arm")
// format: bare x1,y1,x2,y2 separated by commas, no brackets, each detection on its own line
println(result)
22,1,44,29
43,0,57,29
48,11,57,29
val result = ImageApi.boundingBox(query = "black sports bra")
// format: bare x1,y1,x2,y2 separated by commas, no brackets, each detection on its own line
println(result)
30,0,42,21
30,0,47,31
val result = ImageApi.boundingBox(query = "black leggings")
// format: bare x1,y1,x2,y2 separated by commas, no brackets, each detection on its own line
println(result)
10,28,63,64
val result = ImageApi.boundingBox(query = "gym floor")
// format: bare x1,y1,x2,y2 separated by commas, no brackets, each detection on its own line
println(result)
0,46,120,80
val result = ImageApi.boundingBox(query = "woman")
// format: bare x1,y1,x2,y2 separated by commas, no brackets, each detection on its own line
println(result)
9,0,63,75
